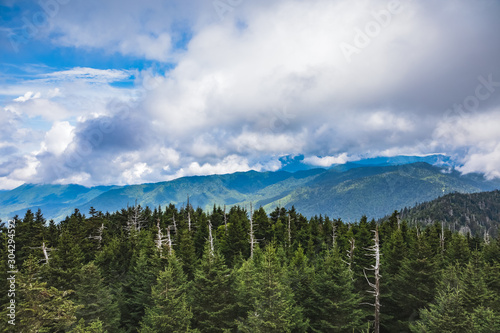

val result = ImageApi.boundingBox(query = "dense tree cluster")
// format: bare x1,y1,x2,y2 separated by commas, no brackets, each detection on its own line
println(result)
398,190,500,238
1,203,500,332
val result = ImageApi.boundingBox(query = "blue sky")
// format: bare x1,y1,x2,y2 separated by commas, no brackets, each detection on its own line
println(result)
1,0,500,190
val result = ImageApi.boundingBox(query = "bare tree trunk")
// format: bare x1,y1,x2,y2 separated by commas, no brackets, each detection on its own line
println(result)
288,214,292,247
31,242,54,265
187,195,191,232
208,220,214,257
156,219,164,251
89,223,104,249
347,238,355,271
249,203,256,259
166,227,173,256
484,230,490,245
374,229,381,333
364,227,381,333
440,221,445,253
42,242,50,264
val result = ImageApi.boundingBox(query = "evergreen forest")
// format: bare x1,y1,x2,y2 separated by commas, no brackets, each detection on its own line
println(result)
1,202,500,332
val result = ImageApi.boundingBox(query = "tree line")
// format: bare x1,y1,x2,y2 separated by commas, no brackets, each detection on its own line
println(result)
1,202,499,332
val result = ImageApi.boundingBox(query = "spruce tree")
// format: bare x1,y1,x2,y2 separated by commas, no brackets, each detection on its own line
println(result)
191,243,236,332
236,245,307,332
306,247,362,332
140,254,197,332
390,234,437,331
75,262,120,332
410,285,471,332
16,256,80,332
121,231,161,332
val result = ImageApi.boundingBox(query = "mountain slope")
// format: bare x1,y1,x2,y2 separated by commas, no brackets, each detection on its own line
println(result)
254,163,500,220
398,190,500,237
1,163,499,222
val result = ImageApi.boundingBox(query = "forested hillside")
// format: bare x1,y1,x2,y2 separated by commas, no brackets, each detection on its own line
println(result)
399,190,500,238
2,162,500,223
1,204,500,332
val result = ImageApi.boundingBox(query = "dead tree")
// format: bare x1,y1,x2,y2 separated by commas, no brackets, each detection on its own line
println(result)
126,201,145,235
288,214,292,247
364,227,381,333
346,238,355,272
484,230,491,245
172,213,177,233
439,221,446,253
30,242,55,265
88,223,105,249
249,203,258,259
208,219,215,257
166,227,174,256
155,219,168,254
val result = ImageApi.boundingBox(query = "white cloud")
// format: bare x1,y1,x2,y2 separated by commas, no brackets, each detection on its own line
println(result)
2,0,500,188
40,121,75,156
173,155,254,179
40,67,133,84
13,91,41,102
459,144,500,179
303,153,352,167
122,162,153,184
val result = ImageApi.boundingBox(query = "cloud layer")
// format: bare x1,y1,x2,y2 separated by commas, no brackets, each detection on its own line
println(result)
1,0,500,189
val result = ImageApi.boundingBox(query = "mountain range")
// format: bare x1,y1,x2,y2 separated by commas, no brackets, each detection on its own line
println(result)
397,190,500,238
1,160,500,223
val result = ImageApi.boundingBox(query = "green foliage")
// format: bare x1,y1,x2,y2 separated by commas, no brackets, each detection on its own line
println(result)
236,245,308,333
191,244,236,332
75,262,120,332
5,163,500,224
3,199,500,332
307,248,363,332
16,256,80,332
139,254,197,333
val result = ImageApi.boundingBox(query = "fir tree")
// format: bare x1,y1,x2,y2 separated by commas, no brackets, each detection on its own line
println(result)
307,247,363,332
16,256,80,332
75,262,120,332
191,243,236,332
140,254,197,333
236,245,308,332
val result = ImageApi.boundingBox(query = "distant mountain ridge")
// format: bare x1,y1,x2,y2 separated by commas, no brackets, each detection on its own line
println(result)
397,190,500,237
1,162,499,223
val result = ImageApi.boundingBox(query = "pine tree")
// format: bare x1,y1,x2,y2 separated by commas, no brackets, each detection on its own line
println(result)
222,206,250,266
287,245,313,325
16,255,80,332
121,232,161,332
191,243,236,332
45,229,85,291
140,254,197,332
380,227,408,331
390,234,437,331
410,285,471,332
236,245,308,332
177,226,198,278
307,247,363,332
74,262,120,332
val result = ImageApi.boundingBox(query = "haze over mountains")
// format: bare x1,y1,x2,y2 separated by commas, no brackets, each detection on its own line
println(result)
1,156,499,223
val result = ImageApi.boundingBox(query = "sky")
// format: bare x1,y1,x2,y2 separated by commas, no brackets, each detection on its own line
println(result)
1,0,500,190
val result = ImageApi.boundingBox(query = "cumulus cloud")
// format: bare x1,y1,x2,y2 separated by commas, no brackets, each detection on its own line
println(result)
1,0,500,189
303,153,352,167
13,91,41,102
40,121,75,156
